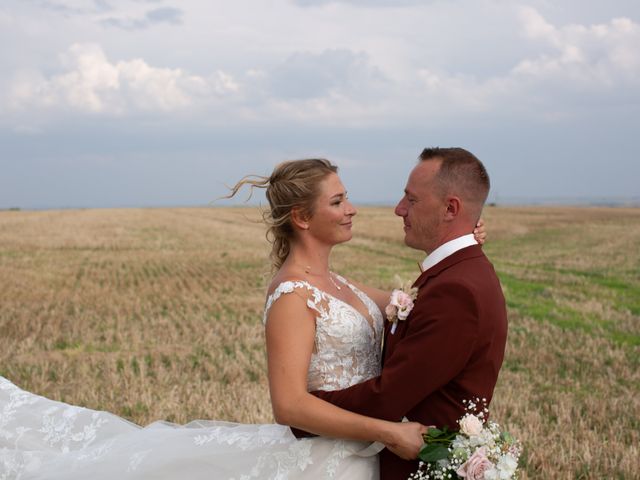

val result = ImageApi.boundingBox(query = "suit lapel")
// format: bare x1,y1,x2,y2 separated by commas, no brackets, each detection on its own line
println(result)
382,245,485,363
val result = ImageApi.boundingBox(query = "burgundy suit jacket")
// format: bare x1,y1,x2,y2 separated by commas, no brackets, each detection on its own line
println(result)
309,244,508,480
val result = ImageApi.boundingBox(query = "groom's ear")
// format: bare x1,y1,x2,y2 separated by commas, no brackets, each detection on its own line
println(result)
444,196,461,221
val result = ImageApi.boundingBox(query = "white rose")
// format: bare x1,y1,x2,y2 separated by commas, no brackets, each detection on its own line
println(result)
397,306,411,320
484,467,499,480
497,454,518,478
459,414,483,436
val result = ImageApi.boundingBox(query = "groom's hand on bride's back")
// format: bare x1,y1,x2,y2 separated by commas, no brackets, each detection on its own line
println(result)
383,421,428,460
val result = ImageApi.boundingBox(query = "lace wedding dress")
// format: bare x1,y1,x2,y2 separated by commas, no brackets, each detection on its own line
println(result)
0,275,385,479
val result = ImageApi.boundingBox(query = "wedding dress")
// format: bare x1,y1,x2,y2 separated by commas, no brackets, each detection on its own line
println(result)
0,275,385,479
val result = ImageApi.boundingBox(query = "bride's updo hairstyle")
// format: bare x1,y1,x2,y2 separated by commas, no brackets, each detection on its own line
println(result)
226,159,338,270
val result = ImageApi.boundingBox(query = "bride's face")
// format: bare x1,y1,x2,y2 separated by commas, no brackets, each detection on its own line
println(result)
306,173,357,246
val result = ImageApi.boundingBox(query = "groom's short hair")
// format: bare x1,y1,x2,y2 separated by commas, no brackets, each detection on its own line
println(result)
419,147,490,213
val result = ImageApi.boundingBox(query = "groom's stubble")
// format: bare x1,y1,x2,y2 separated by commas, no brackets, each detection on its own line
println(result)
395,160,450,255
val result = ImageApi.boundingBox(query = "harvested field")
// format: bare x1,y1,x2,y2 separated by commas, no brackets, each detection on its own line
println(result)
1,206,638,478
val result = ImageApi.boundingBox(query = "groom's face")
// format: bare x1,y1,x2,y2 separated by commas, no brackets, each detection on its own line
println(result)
395,160,446,254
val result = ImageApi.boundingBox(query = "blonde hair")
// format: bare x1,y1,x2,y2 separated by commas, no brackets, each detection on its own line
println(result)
226,159,338,270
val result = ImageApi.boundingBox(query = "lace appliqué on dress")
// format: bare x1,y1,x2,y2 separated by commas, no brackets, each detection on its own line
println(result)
263,276,384,392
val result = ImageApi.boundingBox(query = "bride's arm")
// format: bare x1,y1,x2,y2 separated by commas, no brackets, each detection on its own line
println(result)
265,291,425,459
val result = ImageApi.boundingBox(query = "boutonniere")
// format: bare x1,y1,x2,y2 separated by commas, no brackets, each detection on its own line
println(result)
385,278,418,334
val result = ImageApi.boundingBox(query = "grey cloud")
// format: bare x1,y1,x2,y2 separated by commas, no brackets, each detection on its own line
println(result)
31,0,88,15
93,0,113,12
100,17,138,29
146,7,182,24
293,0,434,7
269,49,387,100
30,0,112,15
101,7,182,30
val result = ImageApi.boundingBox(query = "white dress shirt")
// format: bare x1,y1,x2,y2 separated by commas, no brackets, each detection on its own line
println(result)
420,234,478,273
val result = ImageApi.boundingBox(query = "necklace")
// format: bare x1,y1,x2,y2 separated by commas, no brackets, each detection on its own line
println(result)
329,272,342,291
303,265,342,290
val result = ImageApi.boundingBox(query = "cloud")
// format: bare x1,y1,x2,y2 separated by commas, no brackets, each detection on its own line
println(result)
8,43,238,114
27,0,180,30
515,7,640,82
101,6,182,30
4,6,639,128
292,0,433,7
30,0,112,15
146,6,180,23
269,49,387,100
31,1,85,15
403,8,640,120
94,0,112,12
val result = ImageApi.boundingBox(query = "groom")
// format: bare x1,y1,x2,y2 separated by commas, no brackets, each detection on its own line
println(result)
312,147,508,479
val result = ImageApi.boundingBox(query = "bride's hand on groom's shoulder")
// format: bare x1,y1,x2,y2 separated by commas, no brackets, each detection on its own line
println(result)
383,421,428,460
474,218,487,245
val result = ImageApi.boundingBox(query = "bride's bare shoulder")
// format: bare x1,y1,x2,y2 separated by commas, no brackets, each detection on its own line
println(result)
266,268,311,299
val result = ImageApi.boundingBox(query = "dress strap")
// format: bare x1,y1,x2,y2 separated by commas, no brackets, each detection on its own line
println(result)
331,273,349,288
262,280,327,325
331,273,382,325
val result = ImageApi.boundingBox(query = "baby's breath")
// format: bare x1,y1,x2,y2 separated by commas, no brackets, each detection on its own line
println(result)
410,399,521,479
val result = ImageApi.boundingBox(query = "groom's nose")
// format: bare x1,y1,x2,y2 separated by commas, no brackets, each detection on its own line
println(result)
395,197,408,217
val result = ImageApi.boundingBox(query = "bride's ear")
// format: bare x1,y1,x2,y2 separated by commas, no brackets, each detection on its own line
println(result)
291,207,310,231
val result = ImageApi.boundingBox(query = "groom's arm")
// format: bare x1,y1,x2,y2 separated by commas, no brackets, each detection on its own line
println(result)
311,281,479,421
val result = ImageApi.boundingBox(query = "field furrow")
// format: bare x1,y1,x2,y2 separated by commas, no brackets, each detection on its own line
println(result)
1,206,638,478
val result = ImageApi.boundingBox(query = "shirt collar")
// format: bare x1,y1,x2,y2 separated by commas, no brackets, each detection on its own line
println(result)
420,234,478,273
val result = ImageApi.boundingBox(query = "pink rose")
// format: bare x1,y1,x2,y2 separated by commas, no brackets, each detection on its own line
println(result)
459,414,483,436
456,447,494,480
393,291,413,308
389,290,402,308
391,291,414,320
387,288,416,323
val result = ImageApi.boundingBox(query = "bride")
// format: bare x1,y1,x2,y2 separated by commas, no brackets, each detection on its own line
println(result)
0,159,484,479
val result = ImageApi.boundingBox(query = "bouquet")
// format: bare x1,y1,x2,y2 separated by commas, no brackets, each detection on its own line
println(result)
410,398,521,480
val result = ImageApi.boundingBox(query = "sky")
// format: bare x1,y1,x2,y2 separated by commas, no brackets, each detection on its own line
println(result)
1,0,639,209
